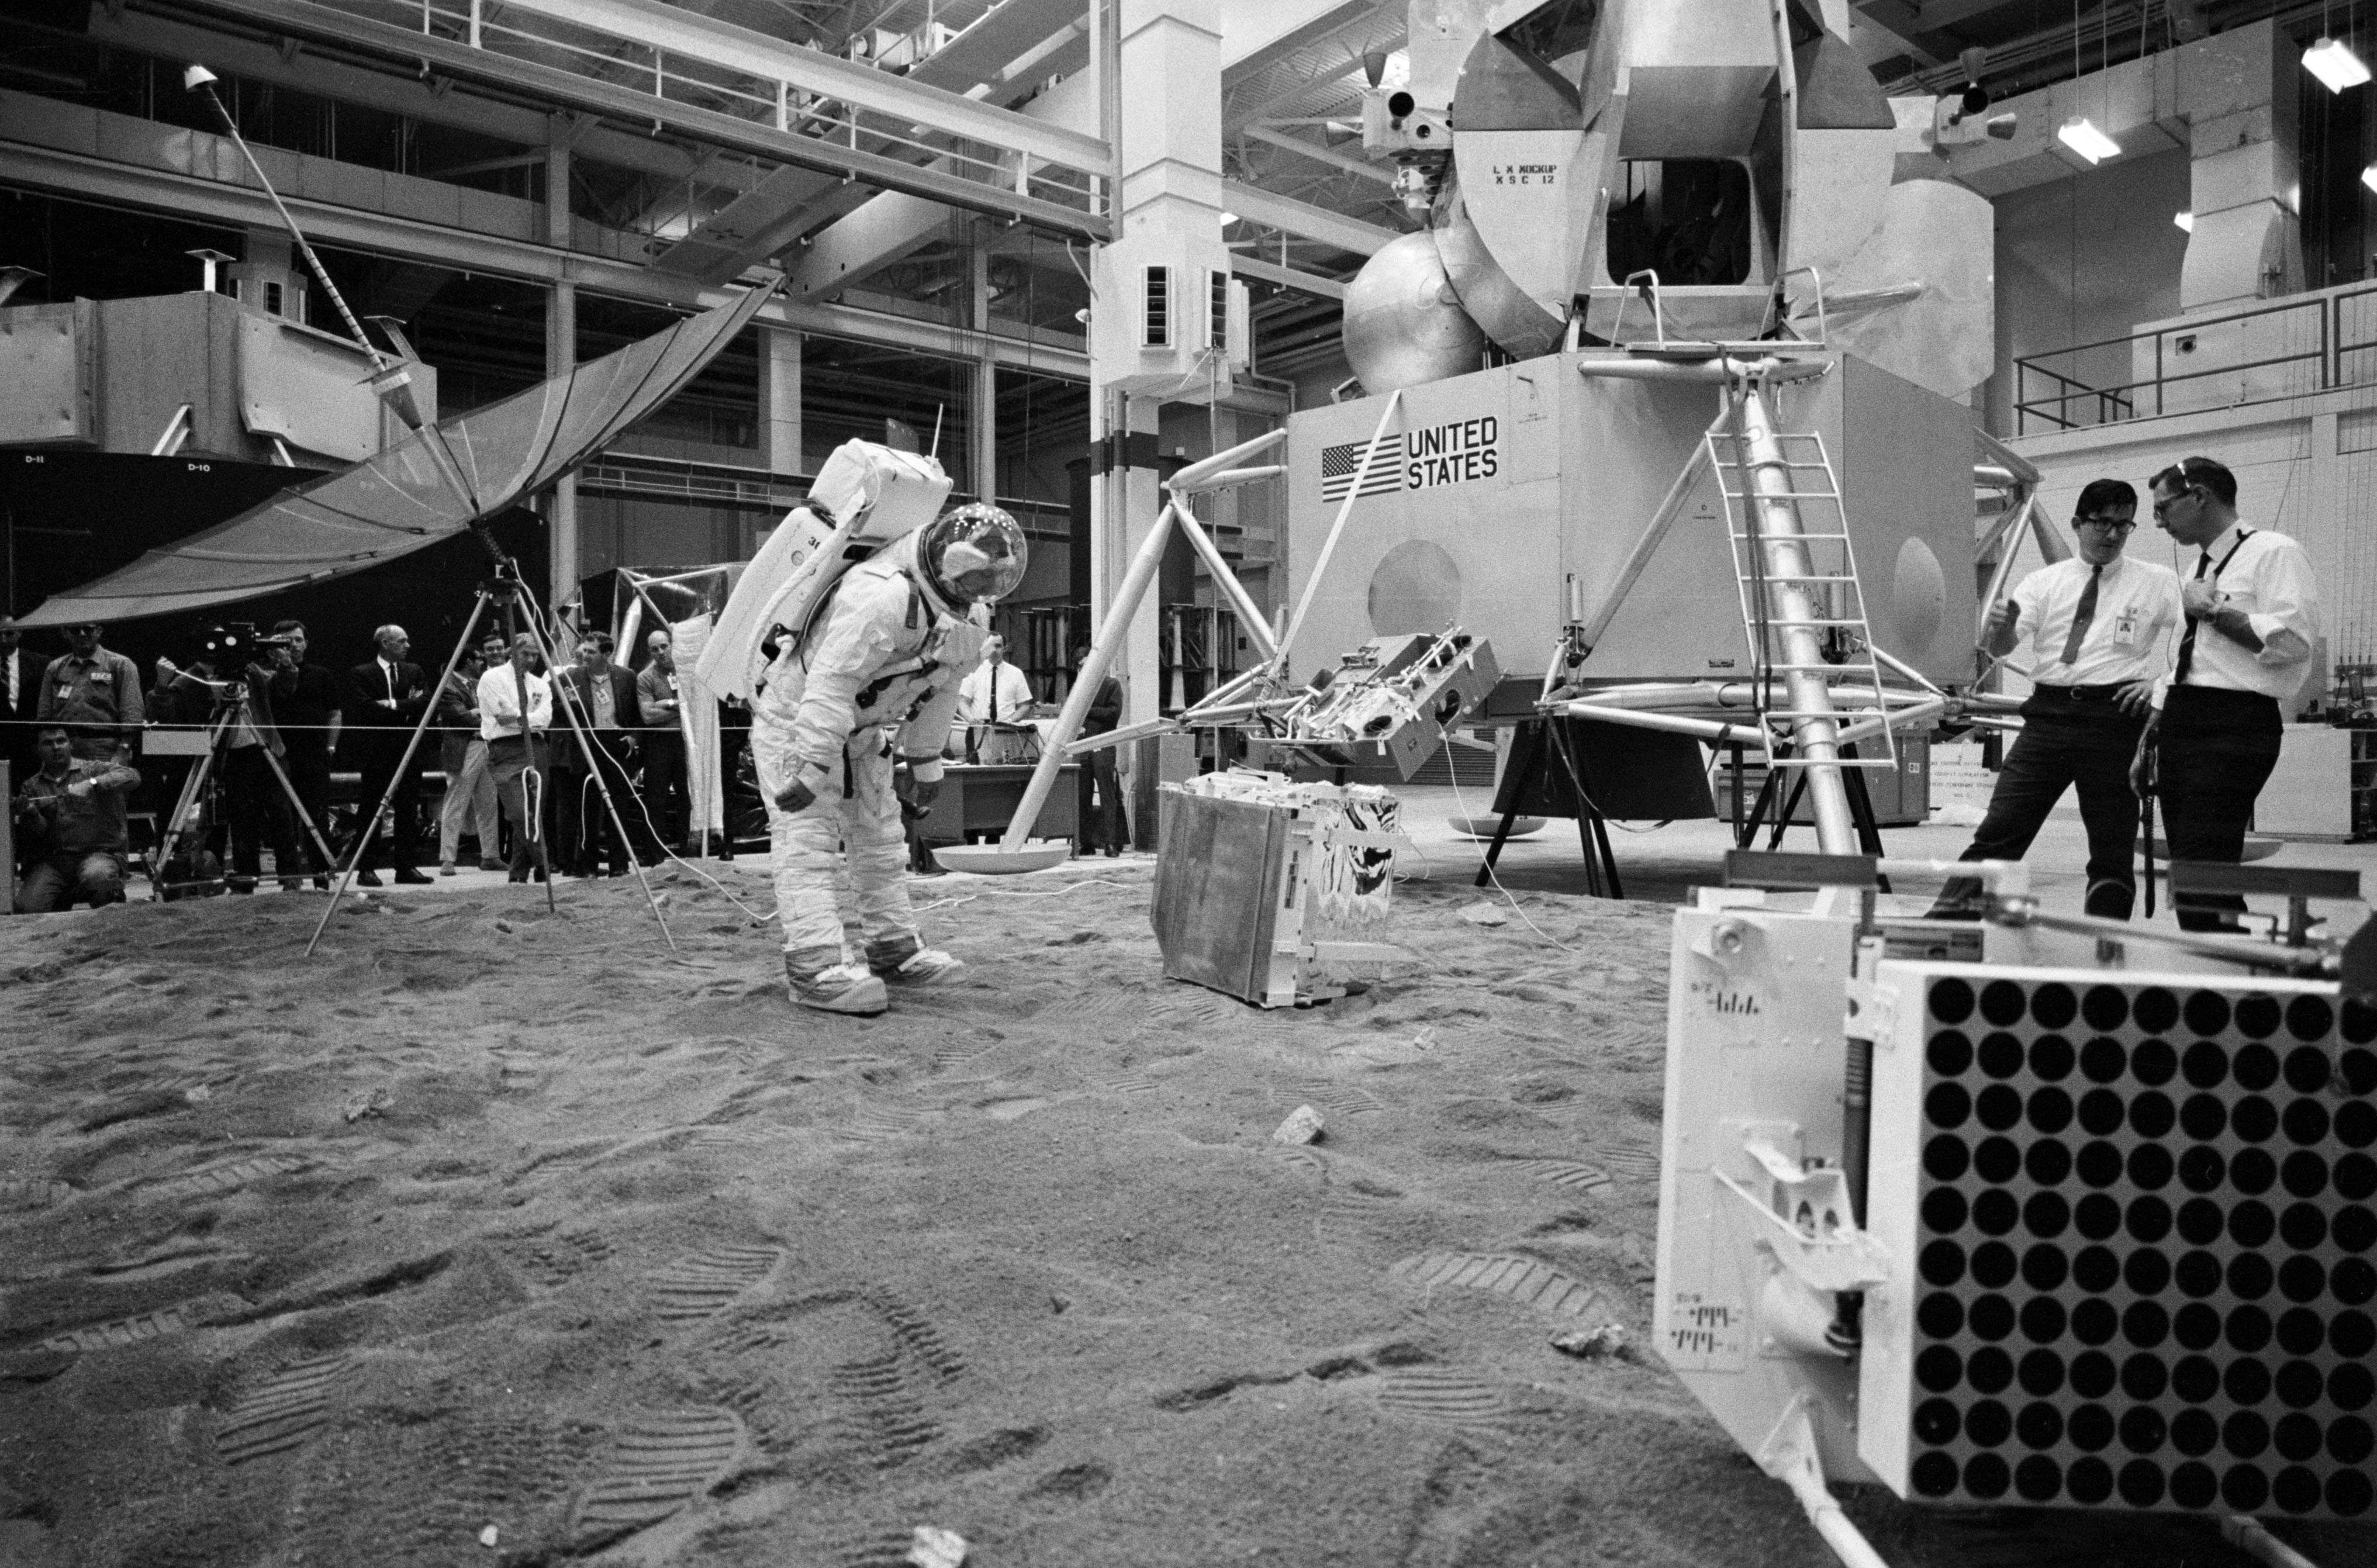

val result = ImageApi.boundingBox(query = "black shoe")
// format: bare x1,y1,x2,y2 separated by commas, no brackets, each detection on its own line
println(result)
227,875,258,893
355,869,384,887
312,875,330,890
393,868,434,886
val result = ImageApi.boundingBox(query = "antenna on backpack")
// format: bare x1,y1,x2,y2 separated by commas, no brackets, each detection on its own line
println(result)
929,405,945,464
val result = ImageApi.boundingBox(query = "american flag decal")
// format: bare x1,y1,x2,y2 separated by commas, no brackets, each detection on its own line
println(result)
1319,434,1405,502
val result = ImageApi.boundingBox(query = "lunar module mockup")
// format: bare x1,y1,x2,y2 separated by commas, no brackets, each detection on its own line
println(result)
1277,0,2005,851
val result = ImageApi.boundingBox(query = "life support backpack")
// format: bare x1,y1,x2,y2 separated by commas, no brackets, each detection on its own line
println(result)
694,439,951,703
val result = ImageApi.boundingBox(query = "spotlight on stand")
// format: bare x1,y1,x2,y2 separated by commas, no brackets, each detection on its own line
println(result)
2361,162,2377,196
2056,115,2120,165
182,63,217,92
2305,36,2372,94
2174,210,2195,233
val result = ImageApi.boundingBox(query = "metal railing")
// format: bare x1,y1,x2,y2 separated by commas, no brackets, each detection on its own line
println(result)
328,0,1104,225
2013,278,2377,434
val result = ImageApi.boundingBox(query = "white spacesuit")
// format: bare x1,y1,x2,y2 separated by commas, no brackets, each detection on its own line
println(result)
749,503,1027,1014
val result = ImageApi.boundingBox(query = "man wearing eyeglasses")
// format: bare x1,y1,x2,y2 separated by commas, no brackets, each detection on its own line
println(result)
2136,455,2320,932
36,621,143,766
1933,479,2181,921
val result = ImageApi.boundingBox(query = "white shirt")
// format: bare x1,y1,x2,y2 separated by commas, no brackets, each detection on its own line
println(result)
2161,523,2319,704
2009,552,2182,688
478,665,551,740
959,661,1035,724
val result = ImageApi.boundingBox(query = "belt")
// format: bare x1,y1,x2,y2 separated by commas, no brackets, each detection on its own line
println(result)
2029,683,2135,702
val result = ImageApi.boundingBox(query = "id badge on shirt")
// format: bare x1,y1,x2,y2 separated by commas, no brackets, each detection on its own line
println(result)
2110,607,2141,647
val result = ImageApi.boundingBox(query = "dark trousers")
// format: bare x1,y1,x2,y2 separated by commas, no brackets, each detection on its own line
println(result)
640,732,686,854
281,744,333,873
221,745,299,881
352,738,422,872
2157,685,2284,932
1939,688,2148,919
555,734,634,875
1076,746,1128,852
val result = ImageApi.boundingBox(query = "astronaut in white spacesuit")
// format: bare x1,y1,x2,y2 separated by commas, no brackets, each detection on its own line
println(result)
749,502,1027,1014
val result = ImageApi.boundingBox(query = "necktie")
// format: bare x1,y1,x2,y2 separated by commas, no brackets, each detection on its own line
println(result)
2060,565,2102,666
2172,550,2213,686
989,672,999,725
385,661,396,703
8,652,16,708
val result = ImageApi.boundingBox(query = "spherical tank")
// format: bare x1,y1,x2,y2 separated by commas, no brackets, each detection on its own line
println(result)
1341,232,1488,393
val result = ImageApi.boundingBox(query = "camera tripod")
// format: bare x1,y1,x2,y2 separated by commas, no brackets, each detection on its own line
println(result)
148,676,343,901
302,558,678,955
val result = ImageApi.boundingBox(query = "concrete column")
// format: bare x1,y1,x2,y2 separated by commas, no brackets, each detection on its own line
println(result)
545,115,572,249
758,324,803,474
1093,0,1224,735
970,241,998,502
548,278,579,606
1119,393,1163,729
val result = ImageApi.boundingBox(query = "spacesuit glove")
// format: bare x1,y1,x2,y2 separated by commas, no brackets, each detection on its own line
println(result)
775,758,833,814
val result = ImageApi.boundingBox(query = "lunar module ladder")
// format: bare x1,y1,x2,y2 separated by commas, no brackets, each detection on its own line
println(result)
1706,388,1895,856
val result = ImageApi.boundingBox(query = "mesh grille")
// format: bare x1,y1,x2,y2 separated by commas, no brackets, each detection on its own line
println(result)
1902,973,2377,1517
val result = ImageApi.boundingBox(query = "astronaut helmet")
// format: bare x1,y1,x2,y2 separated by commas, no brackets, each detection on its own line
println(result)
914,503,1028,606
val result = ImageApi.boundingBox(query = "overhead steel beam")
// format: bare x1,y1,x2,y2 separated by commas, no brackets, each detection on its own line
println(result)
0,135,1089,375
653,0,1087,280
1242,124,1393,186
1231,253,1346,300
489,0,1109,173
773,69,1097,297
1221,0,1383,79
181,0,1111,239
90,5,710,183
1220,179,1397,256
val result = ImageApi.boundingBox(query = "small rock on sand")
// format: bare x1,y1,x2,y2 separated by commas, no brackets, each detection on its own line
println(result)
908,1525,967,1568
1272,1105,1325,1145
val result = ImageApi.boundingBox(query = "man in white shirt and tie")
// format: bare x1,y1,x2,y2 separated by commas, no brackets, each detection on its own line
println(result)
2137,455,2322,932
1934,478,2182,920
958,634,1036,764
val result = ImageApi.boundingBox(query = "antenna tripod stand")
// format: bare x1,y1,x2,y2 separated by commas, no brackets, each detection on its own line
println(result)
148,673,343,902
302,552,678,956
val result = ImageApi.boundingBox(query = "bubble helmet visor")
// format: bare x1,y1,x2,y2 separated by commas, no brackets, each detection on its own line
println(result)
918,503,1029,606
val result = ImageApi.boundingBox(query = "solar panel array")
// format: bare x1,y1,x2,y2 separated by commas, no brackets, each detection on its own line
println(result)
1889,973,2377,1517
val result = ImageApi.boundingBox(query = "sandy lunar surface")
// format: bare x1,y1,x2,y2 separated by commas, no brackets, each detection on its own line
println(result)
2,863,2373,1567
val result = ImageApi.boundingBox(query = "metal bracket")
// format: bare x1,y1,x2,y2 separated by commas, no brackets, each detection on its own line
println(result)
1715,1139,1889,1294
1843,973,1897,1047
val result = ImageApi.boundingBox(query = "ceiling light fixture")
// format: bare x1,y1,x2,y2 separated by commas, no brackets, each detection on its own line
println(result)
2057,116,2120,164
2306,36,2372,92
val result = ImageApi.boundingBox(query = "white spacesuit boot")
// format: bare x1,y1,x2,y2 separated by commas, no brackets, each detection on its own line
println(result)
759,737,892,1016
782,944,888,1016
